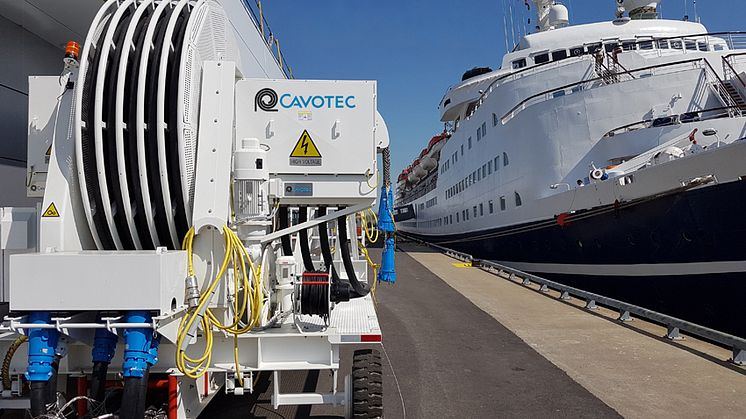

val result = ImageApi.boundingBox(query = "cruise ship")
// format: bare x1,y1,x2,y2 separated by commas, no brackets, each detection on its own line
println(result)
395,0,746,338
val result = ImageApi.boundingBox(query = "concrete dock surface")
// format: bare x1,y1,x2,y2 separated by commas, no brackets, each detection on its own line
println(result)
205,242,746,418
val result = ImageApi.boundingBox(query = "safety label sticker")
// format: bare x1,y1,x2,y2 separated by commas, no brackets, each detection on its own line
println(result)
289,129,322,166
42,202,60,218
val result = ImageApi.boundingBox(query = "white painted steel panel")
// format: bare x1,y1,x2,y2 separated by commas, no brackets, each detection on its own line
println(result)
9,250,186,311
235,79,377,176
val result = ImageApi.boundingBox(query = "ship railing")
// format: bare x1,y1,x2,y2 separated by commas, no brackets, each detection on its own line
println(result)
501,57,744,124
602,105,739,138
240,0,294,78
459,32,746,126
723,52,746,88
398,233,746,366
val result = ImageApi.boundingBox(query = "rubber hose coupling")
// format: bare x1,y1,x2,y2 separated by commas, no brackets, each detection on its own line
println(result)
122,311,159,378
92,328,118,364
25,312,60,382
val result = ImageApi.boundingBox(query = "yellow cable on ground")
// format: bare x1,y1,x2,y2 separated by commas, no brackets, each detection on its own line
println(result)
176,226,264,382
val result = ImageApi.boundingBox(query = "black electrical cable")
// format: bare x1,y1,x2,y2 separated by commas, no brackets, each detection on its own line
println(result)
102,4,136,250
299,283,329,318
144,4,176,248
278,206,293,256
29,381,48,417
29,359,59,417
80,4,116,250
90,361,109,403
298,208,315,272
120,369,149,419
164,4,192,244
316,207,340,282
337,215,369,297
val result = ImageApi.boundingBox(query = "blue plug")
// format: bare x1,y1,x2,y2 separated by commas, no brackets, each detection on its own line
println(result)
25,312,60,382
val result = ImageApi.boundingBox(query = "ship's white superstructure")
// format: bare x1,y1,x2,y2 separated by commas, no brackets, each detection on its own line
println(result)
396,0,746,338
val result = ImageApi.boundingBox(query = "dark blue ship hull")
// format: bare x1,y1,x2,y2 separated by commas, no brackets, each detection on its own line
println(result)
405,178,746,338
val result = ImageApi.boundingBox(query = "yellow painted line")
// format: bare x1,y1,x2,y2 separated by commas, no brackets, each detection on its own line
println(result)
451,262,472,268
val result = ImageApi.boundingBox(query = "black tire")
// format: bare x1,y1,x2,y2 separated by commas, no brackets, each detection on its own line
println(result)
352,349,383,418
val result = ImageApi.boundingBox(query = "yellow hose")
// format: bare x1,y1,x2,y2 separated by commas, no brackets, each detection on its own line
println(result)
2,335,28,390
176,226,264,381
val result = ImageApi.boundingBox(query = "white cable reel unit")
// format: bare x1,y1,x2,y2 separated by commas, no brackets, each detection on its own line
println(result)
5,0,386,418
75,0,241,251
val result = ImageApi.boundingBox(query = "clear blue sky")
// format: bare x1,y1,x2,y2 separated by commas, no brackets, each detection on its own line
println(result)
258,0,745,179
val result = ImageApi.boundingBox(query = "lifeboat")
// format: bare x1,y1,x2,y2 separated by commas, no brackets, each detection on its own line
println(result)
412,158,428,178
427,133,449,156
408,160,422,183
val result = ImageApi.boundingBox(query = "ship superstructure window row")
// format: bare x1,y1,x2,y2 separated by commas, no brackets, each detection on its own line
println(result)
511,35,715,73
445,153,510,200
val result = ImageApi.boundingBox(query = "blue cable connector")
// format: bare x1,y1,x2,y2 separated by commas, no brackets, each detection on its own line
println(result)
377,186,397,283
25,312,60,382
92,327,118,364
122,311,160,378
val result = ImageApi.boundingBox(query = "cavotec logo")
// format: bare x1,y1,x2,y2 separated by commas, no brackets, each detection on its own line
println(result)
254,88,356,112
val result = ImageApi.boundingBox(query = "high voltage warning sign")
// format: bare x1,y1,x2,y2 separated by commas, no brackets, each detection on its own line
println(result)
42,202,60,217
289,130,322,166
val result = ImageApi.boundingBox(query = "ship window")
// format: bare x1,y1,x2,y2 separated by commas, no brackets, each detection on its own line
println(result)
468,137,472,149
604,42,619,53
494,156,500,170
553,90,566,98
714,44,725,51
670,39,683,49
481,122,487,137
570,46,584,57
638,40,654,50
477,170,481,181
450,214,453,224
551,49,568,61
622,41,637,51
456,213,460,223
482,164,487,177
503,152,509,166
684,40,697,51
489,200,494,214
477,128,481,141
586,43,602,54
493,112,498,126
515,191,522,207
656,39,669,49
698,42,709,51
534,53,550,64
488,161,492,174
473,206,477,217
512,58,527,69
461,144,464,156
500,196,506,211
479,203,484,216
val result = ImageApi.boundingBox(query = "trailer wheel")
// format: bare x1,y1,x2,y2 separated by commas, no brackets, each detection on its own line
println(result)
351,349,383,418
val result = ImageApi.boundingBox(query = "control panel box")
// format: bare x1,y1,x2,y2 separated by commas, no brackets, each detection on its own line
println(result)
235,79,377,176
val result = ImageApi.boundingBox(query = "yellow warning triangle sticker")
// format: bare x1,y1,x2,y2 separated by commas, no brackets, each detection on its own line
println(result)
42,202,60,218
289,130,322,158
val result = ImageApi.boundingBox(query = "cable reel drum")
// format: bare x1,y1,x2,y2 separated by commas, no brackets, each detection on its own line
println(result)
73,0,241,251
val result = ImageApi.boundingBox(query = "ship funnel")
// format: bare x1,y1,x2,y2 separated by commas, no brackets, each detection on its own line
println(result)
616,0,660,19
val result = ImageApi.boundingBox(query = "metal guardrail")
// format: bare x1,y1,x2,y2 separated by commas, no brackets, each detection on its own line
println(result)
241,0,294,78
399,233,746,365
